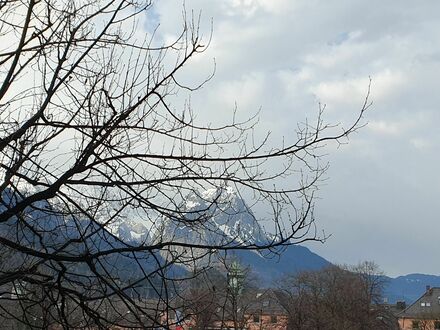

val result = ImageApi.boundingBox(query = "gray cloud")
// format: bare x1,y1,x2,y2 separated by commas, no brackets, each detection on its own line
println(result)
149,0,440,276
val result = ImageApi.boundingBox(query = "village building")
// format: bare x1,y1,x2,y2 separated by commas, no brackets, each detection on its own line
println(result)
398,286,440,330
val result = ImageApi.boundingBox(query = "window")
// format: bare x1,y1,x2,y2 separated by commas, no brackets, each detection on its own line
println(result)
253,314,260,323
412,320,420,329
427,302,431,306
421,302,426,307
271,315,277,323
262,300,269,307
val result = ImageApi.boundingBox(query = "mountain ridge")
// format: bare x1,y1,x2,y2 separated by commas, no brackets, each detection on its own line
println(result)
3,187,435,304
154,187,440,304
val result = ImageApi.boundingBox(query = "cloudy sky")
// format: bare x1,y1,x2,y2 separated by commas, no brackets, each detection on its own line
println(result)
148,1,440,277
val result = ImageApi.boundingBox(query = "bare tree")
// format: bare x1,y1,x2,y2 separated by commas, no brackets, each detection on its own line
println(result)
0,0,370,328
179,268,224,330
279,263,397,330
182,260,263,330
348,260,389,328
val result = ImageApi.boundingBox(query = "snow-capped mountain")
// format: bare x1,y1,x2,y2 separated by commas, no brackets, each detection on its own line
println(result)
165,186,267,246
4,188,440,301
111,218,150,243
156,186,330,282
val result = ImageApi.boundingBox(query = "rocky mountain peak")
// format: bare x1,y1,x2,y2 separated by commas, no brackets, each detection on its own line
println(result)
164,186,268,247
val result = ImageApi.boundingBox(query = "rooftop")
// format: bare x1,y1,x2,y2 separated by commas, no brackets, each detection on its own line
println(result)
399,286,440,318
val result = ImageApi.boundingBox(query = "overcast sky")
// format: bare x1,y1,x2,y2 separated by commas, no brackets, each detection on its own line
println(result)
148,1,440,277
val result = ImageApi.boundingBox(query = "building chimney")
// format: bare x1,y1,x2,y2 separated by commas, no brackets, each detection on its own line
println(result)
396,301,406,310
427,285,431,292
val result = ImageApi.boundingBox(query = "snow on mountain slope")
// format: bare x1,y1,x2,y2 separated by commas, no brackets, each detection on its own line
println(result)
160,186,268,248
105,187,264,247
152,186,332,280
110,218,150,243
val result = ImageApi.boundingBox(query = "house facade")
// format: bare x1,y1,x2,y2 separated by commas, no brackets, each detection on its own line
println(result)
398,286,440,330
